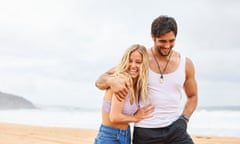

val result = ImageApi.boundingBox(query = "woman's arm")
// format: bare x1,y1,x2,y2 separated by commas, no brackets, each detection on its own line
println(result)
109,94,154,123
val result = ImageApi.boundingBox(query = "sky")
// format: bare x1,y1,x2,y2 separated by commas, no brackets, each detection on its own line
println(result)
0,0,240,109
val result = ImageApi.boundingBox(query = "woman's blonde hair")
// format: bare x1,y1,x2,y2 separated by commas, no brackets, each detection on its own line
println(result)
114,44,149,104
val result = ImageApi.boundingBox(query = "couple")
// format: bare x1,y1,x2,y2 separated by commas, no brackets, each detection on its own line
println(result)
94,15,198,144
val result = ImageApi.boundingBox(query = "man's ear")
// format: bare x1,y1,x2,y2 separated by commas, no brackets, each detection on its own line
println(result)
151,33,155,41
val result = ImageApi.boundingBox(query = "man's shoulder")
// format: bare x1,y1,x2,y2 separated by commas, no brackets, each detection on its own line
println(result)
185,57,194,65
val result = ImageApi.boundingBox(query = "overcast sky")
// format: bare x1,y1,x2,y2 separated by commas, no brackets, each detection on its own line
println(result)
0,0,239,108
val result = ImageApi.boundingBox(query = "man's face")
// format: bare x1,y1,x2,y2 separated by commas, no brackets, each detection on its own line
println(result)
153,31,176,56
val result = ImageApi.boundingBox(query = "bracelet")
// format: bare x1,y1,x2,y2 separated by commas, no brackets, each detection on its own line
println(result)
180,114,190,122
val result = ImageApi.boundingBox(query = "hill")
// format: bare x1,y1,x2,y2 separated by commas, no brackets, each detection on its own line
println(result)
0,91,36,109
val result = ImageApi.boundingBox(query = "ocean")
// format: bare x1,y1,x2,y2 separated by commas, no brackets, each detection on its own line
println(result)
0,105,239,138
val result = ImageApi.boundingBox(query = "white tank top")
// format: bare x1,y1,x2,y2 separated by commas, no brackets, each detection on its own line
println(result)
135,56,186,128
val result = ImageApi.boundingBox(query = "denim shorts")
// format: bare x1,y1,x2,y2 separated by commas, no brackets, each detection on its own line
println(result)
94,124,131,144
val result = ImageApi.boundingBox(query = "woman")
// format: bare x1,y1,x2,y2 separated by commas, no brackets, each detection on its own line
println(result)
94,44,154,144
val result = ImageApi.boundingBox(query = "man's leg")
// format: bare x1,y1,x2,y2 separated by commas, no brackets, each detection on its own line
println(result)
167,119,194,144
133,126,170,144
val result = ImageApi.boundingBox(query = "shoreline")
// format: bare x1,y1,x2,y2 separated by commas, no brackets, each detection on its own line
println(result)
0,122,239,144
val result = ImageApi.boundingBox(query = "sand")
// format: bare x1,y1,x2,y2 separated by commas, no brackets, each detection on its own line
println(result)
0,122,239,144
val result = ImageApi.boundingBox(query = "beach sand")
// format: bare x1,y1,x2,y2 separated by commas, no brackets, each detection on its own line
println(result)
0,122,239,144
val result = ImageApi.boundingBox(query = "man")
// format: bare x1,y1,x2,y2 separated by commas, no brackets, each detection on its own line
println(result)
95,15,198,144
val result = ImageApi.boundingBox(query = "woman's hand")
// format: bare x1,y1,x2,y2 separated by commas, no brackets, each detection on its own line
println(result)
133,104,154,122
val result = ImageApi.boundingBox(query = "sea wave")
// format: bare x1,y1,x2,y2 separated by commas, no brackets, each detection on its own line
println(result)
0,105,239,137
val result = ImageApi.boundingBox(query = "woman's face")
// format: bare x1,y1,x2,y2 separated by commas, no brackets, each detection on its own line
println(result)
128,50,143,81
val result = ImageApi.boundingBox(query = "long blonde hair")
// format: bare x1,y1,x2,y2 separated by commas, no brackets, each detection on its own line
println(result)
114,44,149,104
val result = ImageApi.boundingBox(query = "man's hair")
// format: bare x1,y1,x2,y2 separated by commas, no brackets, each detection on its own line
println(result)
151,15,178,38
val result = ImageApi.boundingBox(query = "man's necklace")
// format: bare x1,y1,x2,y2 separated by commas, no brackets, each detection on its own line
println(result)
151,48,173,83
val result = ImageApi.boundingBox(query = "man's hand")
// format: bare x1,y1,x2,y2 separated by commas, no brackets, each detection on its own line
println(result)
95,67,130,101
110,75,130,101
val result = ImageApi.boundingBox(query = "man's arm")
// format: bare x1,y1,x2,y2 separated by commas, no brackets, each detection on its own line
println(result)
182,58,198,120
95,67,115,90
95,67,130,99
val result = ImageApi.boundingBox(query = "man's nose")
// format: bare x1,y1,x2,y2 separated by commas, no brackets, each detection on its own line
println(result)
164,42,171,49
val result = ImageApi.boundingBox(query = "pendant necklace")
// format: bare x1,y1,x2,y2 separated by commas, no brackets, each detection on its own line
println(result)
151,48,172,83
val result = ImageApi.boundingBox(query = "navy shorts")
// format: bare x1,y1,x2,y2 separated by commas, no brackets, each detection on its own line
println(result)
133,118,194,144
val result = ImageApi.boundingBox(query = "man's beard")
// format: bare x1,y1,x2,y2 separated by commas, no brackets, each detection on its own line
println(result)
157,47,172,56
